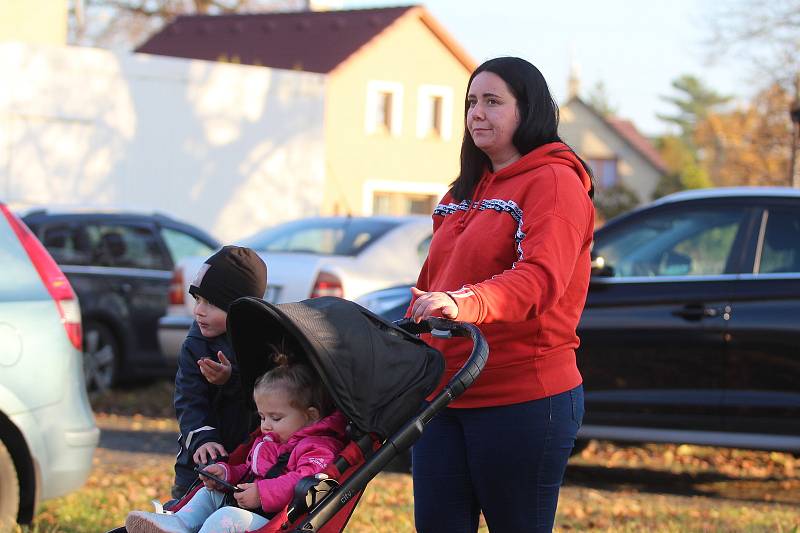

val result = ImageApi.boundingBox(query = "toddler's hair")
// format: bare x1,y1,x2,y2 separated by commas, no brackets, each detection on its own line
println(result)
254,349,334,417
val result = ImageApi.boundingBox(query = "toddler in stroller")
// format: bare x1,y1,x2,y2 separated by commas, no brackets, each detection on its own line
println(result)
126,351,347,532
109,295,487,533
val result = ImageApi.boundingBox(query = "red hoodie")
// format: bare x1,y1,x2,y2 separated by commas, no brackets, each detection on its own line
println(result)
414,142,595,408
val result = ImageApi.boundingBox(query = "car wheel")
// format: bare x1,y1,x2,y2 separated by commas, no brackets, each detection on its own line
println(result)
83,321,120,392
0,440,19,529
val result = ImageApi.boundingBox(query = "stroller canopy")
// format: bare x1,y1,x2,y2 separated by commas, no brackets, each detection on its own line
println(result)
227,296,444,439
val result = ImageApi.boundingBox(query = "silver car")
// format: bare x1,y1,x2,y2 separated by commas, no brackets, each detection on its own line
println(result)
158,215,432,361
0,203,99,527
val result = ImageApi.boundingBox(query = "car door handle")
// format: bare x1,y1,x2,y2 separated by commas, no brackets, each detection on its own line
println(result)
672,304,717,321
119,282,133,294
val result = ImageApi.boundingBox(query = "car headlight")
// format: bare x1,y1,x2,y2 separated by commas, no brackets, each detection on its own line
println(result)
355,289,412,316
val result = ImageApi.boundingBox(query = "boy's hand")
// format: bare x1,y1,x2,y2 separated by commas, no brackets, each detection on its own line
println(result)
198,351,232,385
233,482,261,509
199,463,227,491
193,441,227,465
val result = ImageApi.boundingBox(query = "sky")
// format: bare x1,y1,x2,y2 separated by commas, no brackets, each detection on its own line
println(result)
342,0,750,137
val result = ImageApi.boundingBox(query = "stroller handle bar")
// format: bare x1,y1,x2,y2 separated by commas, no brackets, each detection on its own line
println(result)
394,317,489,403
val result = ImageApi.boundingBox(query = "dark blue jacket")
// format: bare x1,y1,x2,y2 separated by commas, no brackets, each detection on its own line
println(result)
173,321,257,489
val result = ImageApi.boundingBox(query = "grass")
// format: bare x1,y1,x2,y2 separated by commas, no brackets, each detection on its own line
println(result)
15,463,800,533
12,380,800,532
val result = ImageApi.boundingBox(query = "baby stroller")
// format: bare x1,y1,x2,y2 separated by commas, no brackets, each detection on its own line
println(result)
109,295,487,532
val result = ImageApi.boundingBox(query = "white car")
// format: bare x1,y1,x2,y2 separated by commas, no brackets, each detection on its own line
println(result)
158,215,432,360
0,203,99,527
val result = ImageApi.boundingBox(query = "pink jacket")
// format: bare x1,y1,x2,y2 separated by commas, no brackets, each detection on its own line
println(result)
219,411,347,513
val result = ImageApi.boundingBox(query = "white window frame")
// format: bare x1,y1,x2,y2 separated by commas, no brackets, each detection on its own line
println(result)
362,180,448,215
416,85,454,140
365,81,403,136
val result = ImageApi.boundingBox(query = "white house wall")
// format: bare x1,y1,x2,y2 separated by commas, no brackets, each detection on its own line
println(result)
0,43,326,241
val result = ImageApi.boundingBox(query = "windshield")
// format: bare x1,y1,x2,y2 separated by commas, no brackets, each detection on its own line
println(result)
239,218,400,256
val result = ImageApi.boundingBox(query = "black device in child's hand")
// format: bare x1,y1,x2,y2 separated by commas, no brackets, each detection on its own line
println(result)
194,466,244,493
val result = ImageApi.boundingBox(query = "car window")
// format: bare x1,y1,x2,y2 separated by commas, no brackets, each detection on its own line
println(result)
0,222,41,295
594,207,747,278
241,219,399,256
160,227,216,264
40,223,93,266
87,224,171,270
758,209,800,274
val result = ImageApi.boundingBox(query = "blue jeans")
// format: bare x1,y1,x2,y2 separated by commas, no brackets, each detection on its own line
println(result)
412,385,584,533
175,487,270,532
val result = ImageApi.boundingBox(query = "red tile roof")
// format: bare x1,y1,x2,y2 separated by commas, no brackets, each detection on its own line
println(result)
136,6,473,74
606,117,668,174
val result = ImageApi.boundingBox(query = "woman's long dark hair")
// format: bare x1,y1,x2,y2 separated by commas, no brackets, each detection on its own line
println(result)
452,56,594,201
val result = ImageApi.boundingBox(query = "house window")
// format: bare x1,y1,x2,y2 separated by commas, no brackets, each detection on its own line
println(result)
588,158,619,188
377,91,393,131
417,85,453,140
372,191,438,216
363,180,447,216
431,96,443,133
366,81,403,136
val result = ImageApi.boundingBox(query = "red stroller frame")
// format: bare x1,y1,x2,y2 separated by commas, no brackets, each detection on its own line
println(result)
257,317,487,532
112,296,487,533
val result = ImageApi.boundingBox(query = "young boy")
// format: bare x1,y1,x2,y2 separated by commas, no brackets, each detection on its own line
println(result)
171,245,268,500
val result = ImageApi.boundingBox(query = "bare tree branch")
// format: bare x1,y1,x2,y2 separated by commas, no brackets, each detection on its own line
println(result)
68,0,303,49
707,0,800,93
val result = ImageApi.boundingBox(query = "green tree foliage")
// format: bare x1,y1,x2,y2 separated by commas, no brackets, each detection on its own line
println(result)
653,75,730,198
594,182,640,222
657,75,732,147
652,135,712,198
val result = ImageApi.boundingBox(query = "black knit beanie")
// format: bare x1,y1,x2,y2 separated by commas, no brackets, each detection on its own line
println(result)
189,246,267,312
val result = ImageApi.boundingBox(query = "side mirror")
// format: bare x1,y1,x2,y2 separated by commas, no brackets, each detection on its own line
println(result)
590,255,614,277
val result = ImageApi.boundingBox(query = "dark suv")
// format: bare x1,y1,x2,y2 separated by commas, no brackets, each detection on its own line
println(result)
22,210,220,390
355,187,800,453
578,186,800,452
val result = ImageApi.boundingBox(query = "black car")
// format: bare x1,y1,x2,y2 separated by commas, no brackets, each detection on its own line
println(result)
22,209,220,390
355,187,800,453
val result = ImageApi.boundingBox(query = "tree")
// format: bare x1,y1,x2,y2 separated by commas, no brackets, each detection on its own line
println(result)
586,81,618,118
707,0,800,184
652,135,712,198
695,83,793,187
653,75,728,198
69,0,299,48
707,0,800,95
594,182,640,221
657,75,731,146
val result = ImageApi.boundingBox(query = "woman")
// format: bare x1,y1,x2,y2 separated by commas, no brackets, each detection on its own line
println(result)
410,56,595,532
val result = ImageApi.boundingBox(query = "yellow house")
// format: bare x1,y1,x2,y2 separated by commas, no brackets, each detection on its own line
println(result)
138,6,474,216
0,0,68,45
